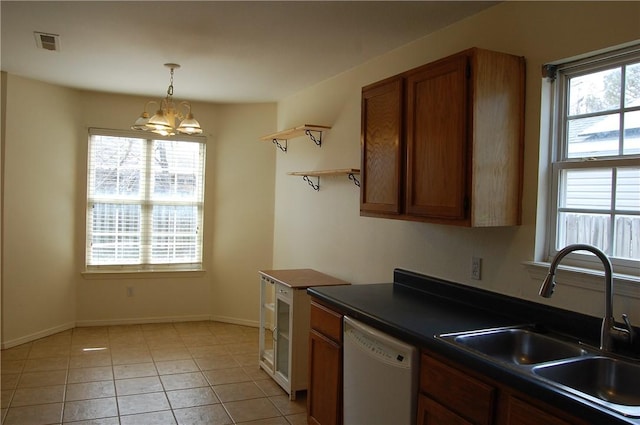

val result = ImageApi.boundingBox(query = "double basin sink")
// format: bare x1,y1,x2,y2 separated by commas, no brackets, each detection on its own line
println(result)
438,326,640,418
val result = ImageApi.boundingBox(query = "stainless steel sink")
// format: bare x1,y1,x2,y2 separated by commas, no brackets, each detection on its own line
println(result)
438,326,640,418
533,356,640,416
440,327,588,365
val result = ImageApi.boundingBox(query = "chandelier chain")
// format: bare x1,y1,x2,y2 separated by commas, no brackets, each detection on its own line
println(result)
167,67,174,97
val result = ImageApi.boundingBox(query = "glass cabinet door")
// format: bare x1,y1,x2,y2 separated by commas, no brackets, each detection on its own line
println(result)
275,297,290,381
259,277,275,373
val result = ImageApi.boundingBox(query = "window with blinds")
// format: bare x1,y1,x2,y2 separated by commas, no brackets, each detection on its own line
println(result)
86,130,206,270
547,45,640,274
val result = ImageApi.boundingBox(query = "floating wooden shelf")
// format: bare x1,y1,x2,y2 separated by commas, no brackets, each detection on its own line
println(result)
287,168,360,191
287,168,360,178
260,124,331,152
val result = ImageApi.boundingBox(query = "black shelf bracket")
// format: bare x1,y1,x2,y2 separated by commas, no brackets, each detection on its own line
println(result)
348,173,361,187
302,175,320,191
305,129,323,147
272,138,288,152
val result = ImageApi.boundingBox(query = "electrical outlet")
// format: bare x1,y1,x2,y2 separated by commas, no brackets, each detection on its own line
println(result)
126,286,134,297
471,257,482,280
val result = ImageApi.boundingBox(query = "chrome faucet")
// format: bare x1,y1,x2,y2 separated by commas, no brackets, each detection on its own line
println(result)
539,244,635,353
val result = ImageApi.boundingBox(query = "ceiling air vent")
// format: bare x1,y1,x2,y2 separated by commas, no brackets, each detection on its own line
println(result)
34,32,60,51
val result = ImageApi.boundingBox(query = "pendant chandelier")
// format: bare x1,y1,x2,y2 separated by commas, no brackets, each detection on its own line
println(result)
131,63,203,136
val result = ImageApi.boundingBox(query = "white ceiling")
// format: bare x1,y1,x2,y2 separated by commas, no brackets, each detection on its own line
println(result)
1,1,497,103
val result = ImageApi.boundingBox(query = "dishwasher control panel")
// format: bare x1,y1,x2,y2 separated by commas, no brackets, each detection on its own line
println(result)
343,316,416,368
345,326,408,365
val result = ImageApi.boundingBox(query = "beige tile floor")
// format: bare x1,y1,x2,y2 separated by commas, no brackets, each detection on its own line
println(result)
0,321,307,425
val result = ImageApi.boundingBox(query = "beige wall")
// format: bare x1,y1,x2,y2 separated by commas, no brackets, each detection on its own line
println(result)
1,71,6,367
273,2,640,320
2,75,80,345
1,77,276,346
209,104,276,326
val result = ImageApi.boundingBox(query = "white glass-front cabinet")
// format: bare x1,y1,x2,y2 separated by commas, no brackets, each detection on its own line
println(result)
258,269,348,400
275,289,291,380
259,276,276,374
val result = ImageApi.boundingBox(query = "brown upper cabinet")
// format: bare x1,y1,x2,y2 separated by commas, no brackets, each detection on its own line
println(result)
361,77,404,214
360,47,525,227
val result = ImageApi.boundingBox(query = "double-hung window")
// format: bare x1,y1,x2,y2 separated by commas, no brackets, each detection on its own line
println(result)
86,129,206,271
547,45,640,274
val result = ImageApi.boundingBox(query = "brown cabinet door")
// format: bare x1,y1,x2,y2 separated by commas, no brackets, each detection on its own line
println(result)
502,396,574,425
308,330,341,425
421,353,495,425
360,77,404,215
417,394,474,425
405,53,469,219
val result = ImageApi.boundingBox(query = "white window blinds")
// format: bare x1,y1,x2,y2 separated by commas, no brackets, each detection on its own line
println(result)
86,130,205,269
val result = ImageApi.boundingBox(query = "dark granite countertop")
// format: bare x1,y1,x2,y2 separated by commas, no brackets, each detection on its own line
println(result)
307,268,640,425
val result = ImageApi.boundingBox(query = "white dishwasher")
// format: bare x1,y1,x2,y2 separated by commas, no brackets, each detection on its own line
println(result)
343,316,418,425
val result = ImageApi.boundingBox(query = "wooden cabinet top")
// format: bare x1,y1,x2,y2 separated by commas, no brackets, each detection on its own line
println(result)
259,269,349,289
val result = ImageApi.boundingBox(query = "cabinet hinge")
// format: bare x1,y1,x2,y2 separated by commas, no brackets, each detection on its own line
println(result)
466,63,471,79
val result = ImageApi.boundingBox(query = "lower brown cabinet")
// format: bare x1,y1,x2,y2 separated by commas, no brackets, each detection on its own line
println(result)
308,299,343,425
501,395,573,425
419,352,496,425
418,350,589,425
417,394,474,425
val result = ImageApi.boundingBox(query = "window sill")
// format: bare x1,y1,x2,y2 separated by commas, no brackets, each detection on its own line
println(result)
82,268,206,280
523,261,640,300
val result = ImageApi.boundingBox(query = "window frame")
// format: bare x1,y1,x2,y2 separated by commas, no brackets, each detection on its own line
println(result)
85,128,206,273
546,44,640,276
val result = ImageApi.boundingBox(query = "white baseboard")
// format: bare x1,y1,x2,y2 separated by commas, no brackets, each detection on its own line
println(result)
210,315,259,328
2,321,76,349
2,315,259,348
75,314,213,327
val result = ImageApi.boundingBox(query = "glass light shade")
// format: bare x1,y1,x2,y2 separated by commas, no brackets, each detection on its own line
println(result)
131,112,150,131
147,110,172,130
154,128,174,136
147,111,176,136
177,113,203,135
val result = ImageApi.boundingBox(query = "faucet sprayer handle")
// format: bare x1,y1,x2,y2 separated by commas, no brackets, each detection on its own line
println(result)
622,314,635,344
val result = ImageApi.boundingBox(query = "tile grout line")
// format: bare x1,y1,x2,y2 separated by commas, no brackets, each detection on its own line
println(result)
2,322,305,424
